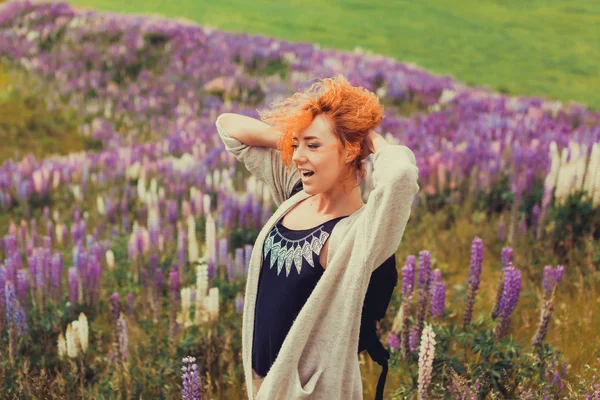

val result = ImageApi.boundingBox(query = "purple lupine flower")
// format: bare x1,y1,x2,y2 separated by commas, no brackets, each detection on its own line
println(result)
149,253,158,270
116,314,129,362
401,294,412,359
235,292,244,314
5,280,17,325
207,258,216,280
43,235,52,251
402,255,416,298
553,265,564,285
181,356,201,400
155,267,164,296
226,257,235,283
50,252,63,301
169,268,180,293
5,256,15,286
169,268,181,341
416,250,432,337
463,237,483,328
16,269,28,310
388,331,400,352
47,220,54,242
167,200,178,226
543,265,564,301
141,268,149,290
501,247,513,268
430,269,445,318
531,204,541,229
492,247,513,319
543,265,554,299
494,263,522,339
497,214,506,242
15,302,27,336
531,300,554,346
409,325,420,353
518,214,527,237
0,266,5,331
68,267,78,308
417,251,431,290
126,293,135,317
110,292,121,323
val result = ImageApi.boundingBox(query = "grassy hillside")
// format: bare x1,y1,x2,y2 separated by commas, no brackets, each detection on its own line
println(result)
0,68,97,163
66,0,600,110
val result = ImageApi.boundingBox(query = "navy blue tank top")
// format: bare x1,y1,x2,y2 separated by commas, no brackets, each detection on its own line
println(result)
252,213,348,377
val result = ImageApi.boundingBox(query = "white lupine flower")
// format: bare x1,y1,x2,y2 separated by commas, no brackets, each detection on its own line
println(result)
204,287,220,320
187,215,199,263
105,249,115,270
65,323,78,358
58,332,67,358
72,321,81,352
78,313,89,353
438,89,456,105
195,263,209,325
149,178,158,195
71,185,82,203
126,162,141,179
205,173,213,190
202,193,212,216
205,214,216,267
55,223,65,246
544,141,561,193
96,195,105,216
137,170,147,203
179,287,194,328
141,227,150,254
573,142,588,190
52,170,61,189
417,324,436,400
212,169,221,188
158,234,165,252
582,142,600,207
32,170,44,192
182,200,191,219
148,206,160,230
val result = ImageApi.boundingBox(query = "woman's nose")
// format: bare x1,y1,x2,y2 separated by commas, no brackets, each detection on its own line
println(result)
292,148,306,163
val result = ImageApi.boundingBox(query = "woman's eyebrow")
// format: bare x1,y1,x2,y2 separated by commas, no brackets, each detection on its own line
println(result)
292,136,320,141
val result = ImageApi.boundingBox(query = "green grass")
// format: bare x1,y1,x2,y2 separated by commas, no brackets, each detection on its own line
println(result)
65,0,600,110
0,68,99,163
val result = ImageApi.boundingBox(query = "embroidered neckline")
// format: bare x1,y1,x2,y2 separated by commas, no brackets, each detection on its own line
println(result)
263,225,329,277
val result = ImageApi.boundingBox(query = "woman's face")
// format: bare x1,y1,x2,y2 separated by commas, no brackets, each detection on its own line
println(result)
291,114,352,194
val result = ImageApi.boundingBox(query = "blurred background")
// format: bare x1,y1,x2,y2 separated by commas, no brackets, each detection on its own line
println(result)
0,0,598,399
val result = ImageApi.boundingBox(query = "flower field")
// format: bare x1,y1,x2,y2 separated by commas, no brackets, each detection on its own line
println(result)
0,1,599,398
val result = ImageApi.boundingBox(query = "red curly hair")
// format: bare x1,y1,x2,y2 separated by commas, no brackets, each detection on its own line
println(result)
256,74,385,192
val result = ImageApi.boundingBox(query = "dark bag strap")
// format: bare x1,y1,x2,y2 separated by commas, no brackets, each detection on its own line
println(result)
365,324,390,400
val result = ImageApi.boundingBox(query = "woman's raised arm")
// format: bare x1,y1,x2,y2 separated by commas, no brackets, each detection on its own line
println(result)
217,113,282,150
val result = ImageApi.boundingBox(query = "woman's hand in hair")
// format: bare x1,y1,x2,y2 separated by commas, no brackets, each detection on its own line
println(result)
360,129,382,160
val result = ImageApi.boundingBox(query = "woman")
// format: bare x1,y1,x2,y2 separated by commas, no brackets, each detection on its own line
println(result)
216,74,419,399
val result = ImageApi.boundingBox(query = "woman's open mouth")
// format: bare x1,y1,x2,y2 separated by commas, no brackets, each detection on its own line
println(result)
301,171,315,181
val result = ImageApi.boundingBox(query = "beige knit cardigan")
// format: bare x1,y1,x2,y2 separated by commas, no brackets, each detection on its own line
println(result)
216,117,420,399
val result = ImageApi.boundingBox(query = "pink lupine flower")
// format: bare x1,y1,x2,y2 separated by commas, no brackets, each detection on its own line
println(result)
417,324,436,400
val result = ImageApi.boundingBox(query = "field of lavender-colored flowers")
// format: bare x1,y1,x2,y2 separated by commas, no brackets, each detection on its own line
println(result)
0,1,599,399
